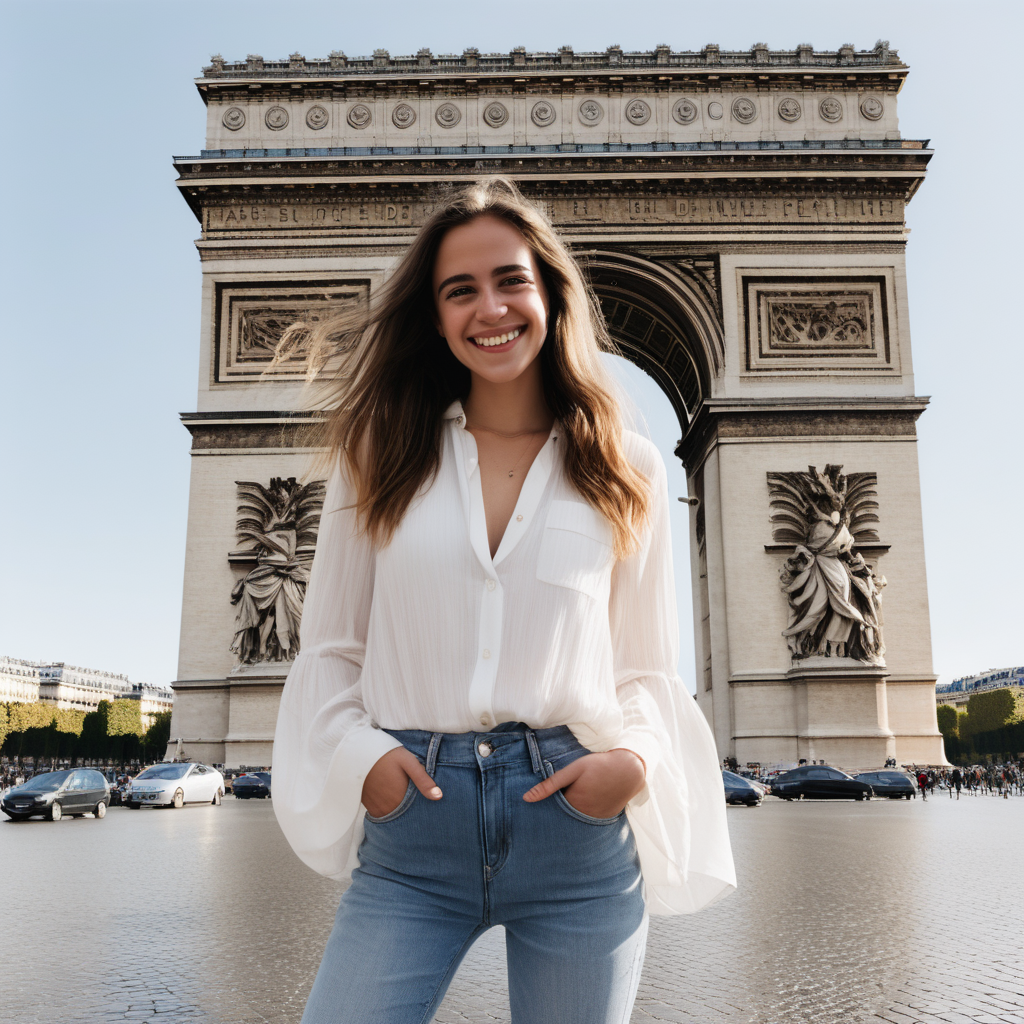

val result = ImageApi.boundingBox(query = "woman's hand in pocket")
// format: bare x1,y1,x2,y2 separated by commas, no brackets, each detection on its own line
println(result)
522,748,646,819
361,747,442,818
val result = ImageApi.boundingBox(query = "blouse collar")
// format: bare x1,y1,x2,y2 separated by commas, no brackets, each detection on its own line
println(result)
442,398,561,440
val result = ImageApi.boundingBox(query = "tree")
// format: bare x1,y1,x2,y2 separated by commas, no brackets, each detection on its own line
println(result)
936,704,957,737
142,711,172,761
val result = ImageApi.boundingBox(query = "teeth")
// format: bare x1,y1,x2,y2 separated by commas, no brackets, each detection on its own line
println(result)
472,327,523,347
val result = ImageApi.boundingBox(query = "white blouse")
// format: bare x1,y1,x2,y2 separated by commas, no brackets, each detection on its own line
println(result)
273,400,735,915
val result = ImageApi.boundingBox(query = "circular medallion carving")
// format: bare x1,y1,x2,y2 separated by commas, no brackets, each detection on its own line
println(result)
672,98,698,125
347,104,372,129
707,101,723,120
482,101,509,128
531,101,556,127
577,99,604,125
624,98,651,125
435,102,461,129
732,97,757,124
777,97,802,122
392,103,416,129
265,106,289,131
819,97,843,123
305,105,329,130
222,106,246,131
860,96,884,121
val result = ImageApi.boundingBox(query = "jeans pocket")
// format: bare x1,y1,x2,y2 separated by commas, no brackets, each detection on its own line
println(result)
364,779,417,824
544,759,623,826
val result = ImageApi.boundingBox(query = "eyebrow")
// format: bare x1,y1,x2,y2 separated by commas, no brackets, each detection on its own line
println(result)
436,263,533,296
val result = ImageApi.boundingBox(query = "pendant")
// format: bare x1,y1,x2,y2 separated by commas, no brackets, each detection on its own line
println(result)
508,471,514,478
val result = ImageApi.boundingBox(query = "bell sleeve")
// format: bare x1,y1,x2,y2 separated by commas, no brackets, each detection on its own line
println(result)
609,436,736,915
271,457,403,879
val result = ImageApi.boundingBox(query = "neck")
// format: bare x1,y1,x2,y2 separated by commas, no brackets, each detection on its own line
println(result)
463,362,553,434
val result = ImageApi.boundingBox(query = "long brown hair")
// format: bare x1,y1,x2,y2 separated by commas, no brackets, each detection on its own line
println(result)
276,177,649,558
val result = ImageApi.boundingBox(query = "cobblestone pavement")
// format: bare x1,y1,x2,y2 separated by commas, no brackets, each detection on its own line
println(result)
0,791,1020,1023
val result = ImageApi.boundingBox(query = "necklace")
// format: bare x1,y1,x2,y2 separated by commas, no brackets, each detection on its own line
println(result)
466,421,549,478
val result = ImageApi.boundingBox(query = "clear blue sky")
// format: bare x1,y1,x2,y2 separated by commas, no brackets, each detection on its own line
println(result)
2,0,1021,691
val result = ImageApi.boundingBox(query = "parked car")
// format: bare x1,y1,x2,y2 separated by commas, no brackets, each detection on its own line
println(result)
125,762,225,809
854,770,918,799
1,769,111,821
722,770,763,806
232,771,272,799
769,765,874,801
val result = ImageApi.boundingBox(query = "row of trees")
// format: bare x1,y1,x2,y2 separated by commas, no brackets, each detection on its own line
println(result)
0,700,171,764
937,687,1024,764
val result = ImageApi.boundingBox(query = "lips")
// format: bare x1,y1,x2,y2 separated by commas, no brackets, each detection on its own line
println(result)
469,326,525,348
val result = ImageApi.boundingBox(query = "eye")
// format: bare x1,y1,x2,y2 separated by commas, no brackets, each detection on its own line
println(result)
445,285,474,299
500,275,529,287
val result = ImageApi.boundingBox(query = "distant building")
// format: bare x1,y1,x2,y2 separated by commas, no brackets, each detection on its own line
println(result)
0,656,174,727
935,667,1024,710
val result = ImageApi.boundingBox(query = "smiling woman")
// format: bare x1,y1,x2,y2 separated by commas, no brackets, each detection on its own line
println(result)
269,177,734,1024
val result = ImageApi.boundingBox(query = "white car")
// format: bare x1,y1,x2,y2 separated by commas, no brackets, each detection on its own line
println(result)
126,762,225,809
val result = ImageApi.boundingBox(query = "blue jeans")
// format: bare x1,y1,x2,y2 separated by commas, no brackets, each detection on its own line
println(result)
301,723,648,1024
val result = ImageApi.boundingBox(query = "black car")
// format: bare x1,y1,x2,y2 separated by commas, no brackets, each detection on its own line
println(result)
770,765,873,801
722,770,763,806
854,770,918,799
232,772,272,799
2,769,111,821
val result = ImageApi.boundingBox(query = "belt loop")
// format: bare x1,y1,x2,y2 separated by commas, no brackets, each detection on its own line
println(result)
523,728,543,775
426,733,442,776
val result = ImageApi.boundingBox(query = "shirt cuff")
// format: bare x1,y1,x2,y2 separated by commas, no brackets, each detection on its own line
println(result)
340,724,405,793
611,731,663,807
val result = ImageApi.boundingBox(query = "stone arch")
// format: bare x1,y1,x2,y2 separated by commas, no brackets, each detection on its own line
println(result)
578,250,724,432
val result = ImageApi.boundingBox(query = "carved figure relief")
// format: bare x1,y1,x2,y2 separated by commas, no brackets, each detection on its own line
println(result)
305,105,329,130
392,103,416,129
707,101,723,120
860,96,884,120
435,102,461,128
672,98,698,124
230,477,326,665
777,97,801,122
768,465,885,665
577,99,604,125
625,99,651,125
347,104,372,129
819,97,843,123
222,106,246,131
769,298,868,347
483,101,509,128
531,101,556,127
265,106,290,131
732,97,757,123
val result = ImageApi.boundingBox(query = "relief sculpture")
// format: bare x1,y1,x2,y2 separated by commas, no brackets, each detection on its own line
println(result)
768,297,868,347
230,477,326,665
767,465,886,665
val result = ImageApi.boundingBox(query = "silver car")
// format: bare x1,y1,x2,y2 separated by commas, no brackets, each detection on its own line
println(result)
126,762,225,809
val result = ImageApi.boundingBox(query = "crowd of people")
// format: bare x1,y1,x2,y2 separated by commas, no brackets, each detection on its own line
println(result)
907,762,1023,799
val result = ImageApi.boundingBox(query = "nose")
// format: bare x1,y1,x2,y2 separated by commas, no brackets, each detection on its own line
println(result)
476,286,508,322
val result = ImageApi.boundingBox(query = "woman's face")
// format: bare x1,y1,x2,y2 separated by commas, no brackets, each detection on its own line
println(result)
433,214,550,386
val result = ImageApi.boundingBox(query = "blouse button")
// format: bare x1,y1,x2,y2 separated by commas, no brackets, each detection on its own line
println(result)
486,579,496,591
516,515,523,522
482,649,491,659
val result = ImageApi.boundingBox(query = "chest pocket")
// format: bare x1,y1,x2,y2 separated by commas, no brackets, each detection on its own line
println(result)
536,500,614,600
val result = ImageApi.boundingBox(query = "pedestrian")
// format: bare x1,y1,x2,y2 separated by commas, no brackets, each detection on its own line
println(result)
951,766,962,800
270,177,736,1024
917,769,929,799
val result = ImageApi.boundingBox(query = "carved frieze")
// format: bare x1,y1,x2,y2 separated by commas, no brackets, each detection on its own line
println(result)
742,275,895,374
347,103,371,129
222,106,246,131
230,477,325,666
265,106,289,130
214,279,371,383
435,102,461,128
305,105,329,130
767,465,886,665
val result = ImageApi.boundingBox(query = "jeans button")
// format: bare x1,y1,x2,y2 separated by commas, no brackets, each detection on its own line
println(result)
477,741,494,757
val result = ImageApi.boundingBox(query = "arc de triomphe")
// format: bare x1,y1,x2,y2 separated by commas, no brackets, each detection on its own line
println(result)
169,43,945,769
